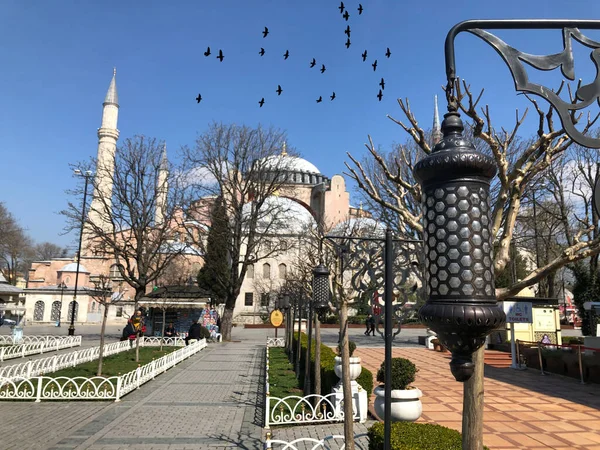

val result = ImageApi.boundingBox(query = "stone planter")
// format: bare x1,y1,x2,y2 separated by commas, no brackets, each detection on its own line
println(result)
373,385,423,422
334,356,362,381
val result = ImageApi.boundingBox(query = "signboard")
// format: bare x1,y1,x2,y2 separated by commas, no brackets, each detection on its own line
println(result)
503,301,533,323
270,309,284,328
534,308,555,331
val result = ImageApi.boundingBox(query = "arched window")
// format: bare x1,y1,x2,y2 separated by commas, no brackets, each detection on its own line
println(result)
50,301,61,322
263,263,271,279
67,301,79,322
247,264,254,279
91,301,96,312
278,263,287,279
110,264,123,280
33,301,45,321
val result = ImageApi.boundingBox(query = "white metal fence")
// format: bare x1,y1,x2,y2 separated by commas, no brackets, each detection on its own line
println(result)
265,433,369,450
0,336,82,361
266,337,285,348
265,344,358,429
0,339,206,402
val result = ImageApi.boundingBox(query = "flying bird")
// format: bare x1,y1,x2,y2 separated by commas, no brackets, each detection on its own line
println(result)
259,47,265,56
361,50,367,62
259,98,265,107
262,27,269,38
372,59,377,71
320,64,326,73
379,78,385,90
217,49,224,62
196,94,202,103
345,25,351,36
330,92,336,101
283,50,289,60
310,58,316,68
385,47,391,58
377,89,383,101
345,38,351,49
276,85,283,95
204,47,211,57
358,3,363,14
343,10,349,21
316,96,323,103
338,2,344,13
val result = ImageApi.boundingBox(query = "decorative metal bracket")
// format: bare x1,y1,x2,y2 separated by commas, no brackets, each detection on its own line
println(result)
445,19,600,148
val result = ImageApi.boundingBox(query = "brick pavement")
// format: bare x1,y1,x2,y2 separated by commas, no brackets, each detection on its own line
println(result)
0,328,269,450
356,347,600,450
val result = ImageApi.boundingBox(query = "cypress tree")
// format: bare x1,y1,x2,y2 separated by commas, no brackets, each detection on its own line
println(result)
197,196,231,305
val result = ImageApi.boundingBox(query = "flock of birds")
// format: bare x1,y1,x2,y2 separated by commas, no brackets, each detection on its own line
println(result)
196,2,391,107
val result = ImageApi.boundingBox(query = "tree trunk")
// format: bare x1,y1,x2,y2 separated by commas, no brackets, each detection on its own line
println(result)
462,346,485,450
160,308,166,351
96,304,109,376
221,306,234,341
339,301,355,450
314,315,321,397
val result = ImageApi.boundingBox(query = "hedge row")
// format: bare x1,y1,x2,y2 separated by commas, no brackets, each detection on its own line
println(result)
291,332,373,397
367,422,490,450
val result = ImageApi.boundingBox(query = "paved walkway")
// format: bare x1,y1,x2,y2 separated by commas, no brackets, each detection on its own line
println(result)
0,329,268,450
357,347,600,450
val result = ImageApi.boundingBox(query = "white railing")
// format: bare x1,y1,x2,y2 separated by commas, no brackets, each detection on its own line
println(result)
265,433,369,450
267,337,285,348
0,339,207,402
0,335,82,345
138,337,185,347
264,346,358,429
0,336,82,361
0,339,131,379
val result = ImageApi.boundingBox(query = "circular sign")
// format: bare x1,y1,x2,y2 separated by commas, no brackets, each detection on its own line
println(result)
270,309,284,327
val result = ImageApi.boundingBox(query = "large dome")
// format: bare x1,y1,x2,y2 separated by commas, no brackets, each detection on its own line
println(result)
261,154,321,175
332,217,385,237
59,263,90,273
242,196,316,234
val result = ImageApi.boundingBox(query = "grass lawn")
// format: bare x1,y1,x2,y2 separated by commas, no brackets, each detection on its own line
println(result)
51,346,178,378
268,347,305,421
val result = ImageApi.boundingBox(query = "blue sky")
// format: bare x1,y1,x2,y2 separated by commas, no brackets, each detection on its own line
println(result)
2,0,600,250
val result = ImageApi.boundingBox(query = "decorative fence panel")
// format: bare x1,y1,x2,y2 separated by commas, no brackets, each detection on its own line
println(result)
264,344,359,429
0,336,82,361
266,337,285,348
138,337,185,347
0,339,207,401
265,433,369,450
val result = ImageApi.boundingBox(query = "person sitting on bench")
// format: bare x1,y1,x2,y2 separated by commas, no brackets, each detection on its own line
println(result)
185,319,203,345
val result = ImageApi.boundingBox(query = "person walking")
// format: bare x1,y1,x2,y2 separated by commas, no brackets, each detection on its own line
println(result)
364,314,372,335
367,314,376,336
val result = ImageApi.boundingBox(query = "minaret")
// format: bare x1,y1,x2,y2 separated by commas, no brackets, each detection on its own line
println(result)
432,95,442,145
155,144,168,225
88,68,120,238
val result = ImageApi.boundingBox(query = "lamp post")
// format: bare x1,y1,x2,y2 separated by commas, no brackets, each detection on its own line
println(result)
303,294,314,396
420,18,600,449
69,169,93,336
295,293,303,378
279,295,290,350
314,231,419,450
57,281,67,327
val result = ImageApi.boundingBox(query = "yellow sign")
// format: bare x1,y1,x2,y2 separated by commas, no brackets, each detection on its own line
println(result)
270,310,284,327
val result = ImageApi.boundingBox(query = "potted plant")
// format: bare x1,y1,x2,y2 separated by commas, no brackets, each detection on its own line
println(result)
374,357,422,422
334,340,362,380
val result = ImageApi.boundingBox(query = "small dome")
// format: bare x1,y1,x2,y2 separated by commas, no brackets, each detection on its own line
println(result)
59,263,90,274
261,154,321,175
243,196,316,234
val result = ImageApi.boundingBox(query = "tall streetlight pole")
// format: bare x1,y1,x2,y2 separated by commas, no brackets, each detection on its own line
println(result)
69,169,93,336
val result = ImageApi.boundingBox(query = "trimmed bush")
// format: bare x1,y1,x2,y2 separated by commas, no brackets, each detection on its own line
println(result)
376,357,417,390
337,340,357,357
368,422,490,450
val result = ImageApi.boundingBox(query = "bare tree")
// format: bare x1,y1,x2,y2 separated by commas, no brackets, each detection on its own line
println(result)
346,81,600,301
182,123,301,341
63,135,194,361
89,274,127,376
0,203,33,284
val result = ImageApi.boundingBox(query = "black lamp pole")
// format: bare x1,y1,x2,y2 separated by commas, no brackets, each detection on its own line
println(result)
295,294,303,378
57,281,67,327
303,295,313,396
69,169,93,336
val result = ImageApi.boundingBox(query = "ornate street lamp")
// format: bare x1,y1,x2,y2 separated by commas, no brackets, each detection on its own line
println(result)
415,19,600,383
312,264,331,320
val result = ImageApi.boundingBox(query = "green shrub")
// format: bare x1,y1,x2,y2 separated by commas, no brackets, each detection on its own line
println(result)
562,336,584,345
376,357,417,390
337,340,356,357
368,422,490,450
